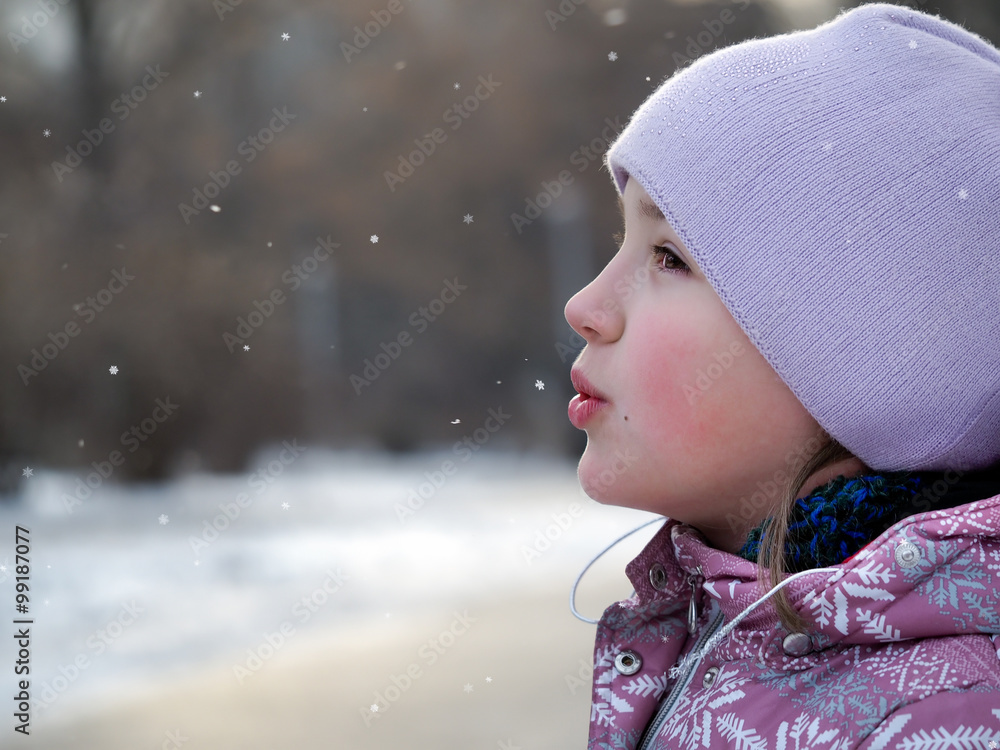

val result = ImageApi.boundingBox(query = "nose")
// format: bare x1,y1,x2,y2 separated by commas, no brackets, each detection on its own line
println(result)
564,255,626,344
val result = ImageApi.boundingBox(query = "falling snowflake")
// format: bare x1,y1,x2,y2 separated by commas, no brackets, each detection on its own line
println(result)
363,106,367,112
109,365,119,374
193,90,202,98
451,419,461,424
535,380,544,390
370,234,379,244
0,96,6,102
370,704,379,713
463,214,474,224
958,188,969,200
463,683,474,693
281,32,290,41
485,676,493,683
453,82,460,89
158,514,169,525
22,467,33,478
908,40,918,49
608,51,618,61
43,129,51,137
243,345,250,351
210,205,221,213
0,561,7,574
281,502,290,510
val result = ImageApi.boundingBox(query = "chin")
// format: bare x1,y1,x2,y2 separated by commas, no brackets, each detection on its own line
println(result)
577,456,626,507
579,437,652,501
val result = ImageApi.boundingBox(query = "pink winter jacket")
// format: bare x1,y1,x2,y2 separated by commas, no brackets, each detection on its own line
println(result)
588,495,1000,749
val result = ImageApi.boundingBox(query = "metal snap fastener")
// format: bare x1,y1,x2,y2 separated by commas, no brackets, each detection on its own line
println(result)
894,541,921,568
782,632,813,657
649,563,668,591
614,650,642,676
702,666,719,689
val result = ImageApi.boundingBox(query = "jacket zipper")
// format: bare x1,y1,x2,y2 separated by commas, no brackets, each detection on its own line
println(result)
686,569,704,634
636,573,724,750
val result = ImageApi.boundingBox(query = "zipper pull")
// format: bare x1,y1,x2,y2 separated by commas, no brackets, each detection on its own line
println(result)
686,567,704,635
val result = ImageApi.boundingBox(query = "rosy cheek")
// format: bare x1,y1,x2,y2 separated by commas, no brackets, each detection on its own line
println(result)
631,325,707,443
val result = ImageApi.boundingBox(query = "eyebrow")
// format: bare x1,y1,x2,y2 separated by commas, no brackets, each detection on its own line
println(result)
616,191,697,271
617,193,666,223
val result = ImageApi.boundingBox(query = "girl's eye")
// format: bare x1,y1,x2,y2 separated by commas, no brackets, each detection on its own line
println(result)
611,231,689,275
649,244,690,275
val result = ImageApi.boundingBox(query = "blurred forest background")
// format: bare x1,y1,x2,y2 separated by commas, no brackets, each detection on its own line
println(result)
3,0,998,489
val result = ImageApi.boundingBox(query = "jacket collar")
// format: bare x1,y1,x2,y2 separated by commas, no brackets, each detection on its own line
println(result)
624,491,1000,646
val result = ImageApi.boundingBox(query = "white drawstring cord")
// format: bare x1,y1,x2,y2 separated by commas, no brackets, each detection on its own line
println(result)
570,517,667,624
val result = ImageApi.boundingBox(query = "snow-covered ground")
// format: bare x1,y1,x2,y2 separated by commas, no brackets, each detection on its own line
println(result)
1,447,663,726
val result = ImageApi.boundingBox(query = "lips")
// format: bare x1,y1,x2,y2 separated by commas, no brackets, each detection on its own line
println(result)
570,368,608,401
568,368,610,429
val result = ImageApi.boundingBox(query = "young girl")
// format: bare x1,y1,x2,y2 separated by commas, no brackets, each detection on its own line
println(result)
564,3,1000,748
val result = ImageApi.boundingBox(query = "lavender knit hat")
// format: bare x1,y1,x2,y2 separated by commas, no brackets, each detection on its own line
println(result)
605,2,1000,472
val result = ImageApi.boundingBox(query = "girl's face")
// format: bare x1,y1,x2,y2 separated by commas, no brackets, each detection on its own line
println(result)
564,177,858,552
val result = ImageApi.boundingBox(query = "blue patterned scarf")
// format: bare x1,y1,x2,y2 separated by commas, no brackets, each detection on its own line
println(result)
736,465,1000,573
